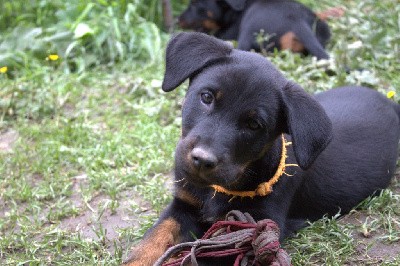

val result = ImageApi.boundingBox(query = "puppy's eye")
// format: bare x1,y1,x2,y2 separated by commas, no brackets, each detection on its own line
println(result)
247,119,262,130
201,92,214,105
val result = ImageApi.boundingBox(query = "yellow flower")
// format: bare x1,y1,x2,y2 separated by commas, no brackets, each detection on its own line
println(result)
387,91,396,99
0,66,7,73
47,54,59,61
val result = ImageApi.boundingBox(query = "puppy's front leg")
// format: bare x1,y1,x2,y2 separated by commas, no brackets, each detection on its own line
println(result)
123,193,203,266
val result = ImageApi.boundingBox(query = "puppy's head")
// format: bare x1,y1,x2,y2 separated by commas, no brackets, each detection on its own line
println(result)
163,32,332,188
178,0,246,33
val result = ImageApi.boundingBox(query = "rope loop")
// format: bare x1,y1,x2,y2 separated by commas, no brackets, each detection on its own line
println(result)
155,210,291,266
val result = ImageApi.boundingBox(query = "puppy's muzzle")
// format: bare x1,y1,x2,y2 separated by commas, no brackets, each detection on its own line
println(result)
190,147,218,171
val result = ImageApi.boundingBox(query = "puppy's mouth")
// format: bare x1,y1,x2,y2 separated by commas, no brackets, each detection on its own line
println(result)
175,140,254,188
178,160,247,189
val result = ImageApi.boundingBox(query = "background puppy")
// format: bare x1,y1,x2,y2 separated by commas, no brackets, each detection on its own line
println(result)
178,0,255,40
179,0,331,59
124,32,400,265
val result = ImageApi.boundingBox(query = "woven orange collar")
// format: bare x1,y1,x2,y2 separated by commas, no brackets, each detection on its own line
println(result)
210,135,298,198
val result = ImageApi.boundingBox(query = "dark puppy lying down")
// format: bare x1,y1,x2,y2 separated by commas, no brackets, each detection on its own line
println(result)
179,0,331,59
124,33,400,265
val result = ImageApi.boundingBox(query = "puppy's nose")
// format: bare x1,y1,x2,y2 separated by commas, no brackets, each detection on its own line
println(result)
191,147,218,170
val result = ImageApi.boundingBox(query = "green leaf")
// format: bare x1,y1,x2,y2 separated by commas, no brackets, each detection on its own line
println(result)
73,23,94,39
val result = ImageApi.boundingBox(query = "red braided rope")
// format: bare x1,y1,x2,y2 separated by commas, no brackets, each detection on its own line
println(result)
155,210,291,266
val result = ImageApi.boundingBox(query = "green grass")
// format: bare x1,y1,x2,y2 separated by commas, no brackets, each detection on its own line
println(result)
0,62,181,264
287,189,400,265
0,0,399,265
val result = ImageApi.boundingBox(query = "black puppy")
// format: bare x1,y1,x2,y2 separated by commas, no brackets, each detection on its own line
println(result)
178,0,331,59
124,33,400,265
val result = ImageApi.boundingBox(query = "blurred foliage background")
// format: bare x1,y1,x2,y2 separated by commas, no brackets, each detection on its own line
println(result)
0,0,398,87
0,0,189,73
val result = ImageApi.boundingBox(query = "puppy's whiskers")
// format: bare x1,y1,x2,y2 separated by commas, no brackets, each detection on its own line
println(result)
243,168,257,177
174,178,185,183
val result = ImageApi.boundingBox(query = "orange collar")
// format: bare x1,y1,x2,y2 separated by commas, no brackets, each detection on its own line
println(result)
210,135,297,198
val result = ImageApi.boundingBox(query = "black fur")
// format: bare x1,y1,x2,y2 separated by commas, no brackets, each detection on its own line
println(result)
127,33,400,265
178,0,331,59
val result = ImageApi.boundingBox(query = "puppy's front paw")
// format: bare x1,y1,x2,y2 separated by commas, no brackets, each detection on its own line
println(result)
123,218,181,266
122,248,157,266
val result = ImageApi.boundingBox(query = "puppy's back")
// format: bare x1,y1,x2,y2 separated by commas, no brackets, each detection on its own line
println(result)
292,86,399,220
316,86,400,132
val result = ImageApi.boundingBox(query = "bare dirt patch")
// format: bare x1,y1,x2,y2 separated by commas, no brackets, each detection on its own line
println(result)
0,129,19,153
340,211,400,265
58,174,156,252
59,190,152,241
340,173,400,265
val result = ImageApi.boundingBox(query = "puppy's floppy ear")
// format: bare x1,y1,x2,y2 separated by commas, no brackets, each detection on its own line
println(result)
162,32,232,92
224,0,247,11
281,82,332,169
